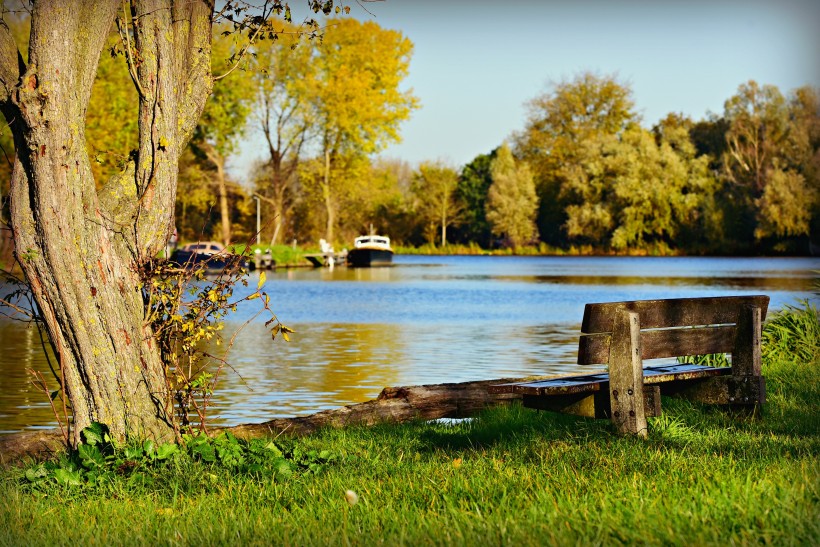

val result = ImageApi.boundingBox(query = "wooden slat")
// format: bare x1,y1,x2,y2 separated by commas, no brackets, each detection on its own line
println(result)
494,363,728,397
581,295,769,333
577,324,737,364
608,310,647,436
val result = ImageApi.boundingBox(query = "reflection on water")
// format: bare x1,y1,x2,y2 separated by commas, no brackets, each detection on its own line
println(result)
198,321,586,425
1,255,817,434
0,321,57,434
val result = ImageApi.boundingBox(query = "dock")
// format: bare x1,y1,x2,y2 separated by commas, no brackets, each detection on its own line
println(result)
304,239,347,267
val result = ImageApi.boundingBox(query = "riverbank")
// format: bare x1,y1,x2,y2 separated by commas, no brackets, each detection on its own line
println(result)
1,303,817,545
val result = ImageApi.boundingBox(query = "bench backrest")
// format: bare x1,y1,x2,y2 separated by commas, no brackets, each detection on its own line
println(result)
577,295,770,366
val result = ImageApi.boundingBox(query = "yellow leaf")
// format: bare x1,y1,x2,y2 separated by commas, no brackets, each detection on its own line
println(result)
258,271,266,290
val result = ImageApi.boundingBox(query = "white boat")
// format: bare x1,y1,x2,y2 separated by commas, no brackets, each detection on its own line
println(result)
346,235,393,267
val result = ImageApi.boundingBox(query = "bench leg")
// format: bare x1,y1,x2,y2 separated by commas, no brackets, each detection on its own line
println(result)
731,305,766,412
609,310,648,437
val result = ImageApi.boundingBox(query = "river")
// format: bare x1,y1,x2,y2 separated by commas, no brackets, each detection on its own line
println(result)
1,255,817,435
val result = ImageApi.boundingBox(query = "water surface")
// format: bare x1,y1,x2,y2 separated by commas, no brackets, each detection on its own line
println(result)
1,255,816,434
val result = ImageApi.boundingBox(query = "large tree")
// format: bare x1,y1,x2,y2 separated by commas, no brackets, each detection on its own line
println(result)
189,31,255,247
721,81,819,248
485,143,538,248
514,72,637,246
305,18,418,243
0,1,329,445
411,161,460,247
454,149,496,247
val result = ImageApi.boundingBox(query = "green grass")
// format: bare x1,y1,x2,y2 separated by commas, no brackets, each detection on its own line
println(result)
2,306,819,545
229,243,319,267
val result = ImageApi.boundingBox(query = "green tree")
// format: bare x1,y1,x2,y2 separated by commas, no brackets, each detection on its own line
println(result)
412,161,461,247
454,149,497,247
607,123,716,251
722,81,819,249
485,144,538,247
514,72,637,245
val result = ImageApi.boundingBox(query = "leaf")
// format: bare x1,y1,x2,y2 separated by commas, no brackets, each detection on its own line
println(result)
25,464,49,483
54,468,83,486
273,459,293,480
156,443,179,460
79,444,105,470
264,442,284,459
192,442,216,463
81,422,107,446
257,271,266,290
143,439,156,457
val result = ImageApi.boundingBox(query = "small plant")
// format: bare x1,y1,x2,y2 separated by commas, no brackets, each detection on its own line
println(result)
761,299,820,364
21,422,337,492
677,352,731,367
140,248,291,439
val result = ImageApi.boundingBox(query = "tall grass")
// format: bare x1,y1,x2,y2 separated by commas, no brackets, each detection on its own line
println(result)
762,299,820,363
1,302,818,545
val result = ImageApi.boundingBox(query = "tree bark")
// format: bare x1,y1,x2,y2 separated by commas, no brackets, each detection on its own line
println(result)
229,377,523,439
0,1,214,445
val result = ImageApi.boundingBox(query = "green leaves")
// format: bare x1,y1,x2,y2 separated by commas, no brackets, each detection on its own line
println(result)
22,423,338,493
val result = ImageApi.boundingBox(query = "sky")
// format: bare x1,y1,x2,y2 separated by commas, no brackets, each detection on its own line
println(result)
232,0,820,178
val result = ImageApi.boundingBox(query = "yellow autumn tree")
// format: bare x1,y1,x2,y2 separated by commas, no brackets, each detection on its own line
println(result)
303,18,418,244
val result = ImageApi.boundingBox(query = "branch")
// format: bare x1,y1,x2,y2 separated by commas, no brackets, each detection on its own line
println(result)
116,0,147,99
213,3,273,82
0,18,23,107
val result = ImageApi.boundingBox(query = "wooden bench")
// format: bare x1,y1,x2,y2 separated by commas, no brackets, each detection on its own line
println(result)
490,295,769,437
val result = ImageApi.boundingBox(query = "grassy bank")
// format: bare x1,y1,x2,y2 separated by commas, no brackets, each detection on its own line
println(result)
1,304,818,545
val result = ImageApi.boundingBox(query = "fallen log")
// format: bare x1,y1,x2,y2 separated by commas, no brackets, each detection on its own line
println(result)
229,376,524,439
1,375,540,465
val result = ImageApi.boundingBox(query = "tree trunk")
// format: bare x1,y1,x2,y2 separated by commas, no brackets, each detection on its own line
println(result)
204,143,231,246
0,1,214,445
441,209,447,247
323,149,335,243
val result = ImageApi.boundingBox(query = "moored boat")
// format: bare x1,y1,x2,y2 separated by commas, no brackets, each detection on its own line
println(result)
346,235,393,267
170,241,251,272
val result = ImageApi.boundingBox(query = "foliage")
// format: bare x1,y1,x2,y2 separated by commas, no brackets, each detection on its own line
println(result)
514,72,638,246
411,161,462,247
250,22,314,246
485,143,538,247
140,251,289,435
19,422,336,492
721,81,820,249
304,17,419,242
453,149,497,247
761,299,820,364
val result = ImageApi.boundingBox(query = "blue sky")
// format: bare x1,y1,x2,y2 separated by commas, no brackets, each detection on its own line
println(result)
232,0,820,176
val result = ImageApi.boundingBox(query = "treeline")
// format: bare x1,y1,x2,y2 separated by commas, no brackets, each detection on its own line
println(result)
0,15,817,255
